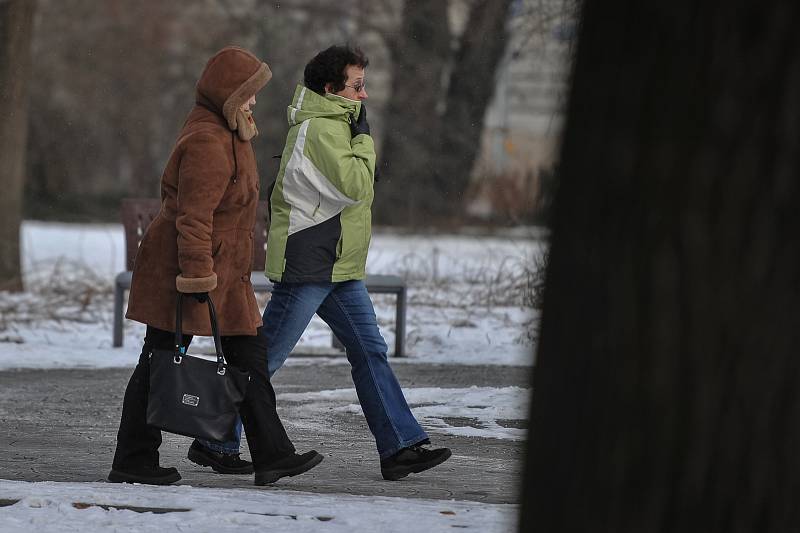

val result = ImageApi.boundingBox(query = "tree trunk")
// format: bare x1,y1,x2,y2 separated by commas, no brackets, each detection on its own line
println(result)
520,0,800,531
376,0,513,226
374,0,450,226
438,0,512,219
0,0,35,291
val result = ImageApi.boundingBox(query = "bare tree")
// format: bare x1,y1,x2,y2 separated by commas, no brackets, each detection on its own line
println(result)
24,0,354,219
0,0,35,291
25,0,202,217
440,1,517,216
374,0,514,226
18,0,559,227
520,0,800,531
371,0,451,226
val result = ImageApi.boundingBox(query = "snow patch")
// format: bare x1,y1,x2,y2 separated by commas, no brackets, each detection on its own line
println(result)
0,222,541,370
0,480,516,533
282,386,531,441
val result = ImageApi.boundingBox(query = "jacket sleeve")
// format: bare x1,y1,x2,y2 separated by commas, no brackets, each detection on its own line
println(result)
304,121,375,202
174,133,232,293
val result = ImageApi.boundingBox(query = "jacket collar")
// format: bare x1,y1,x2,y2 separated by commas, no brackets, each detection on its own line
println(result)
287,84,361,126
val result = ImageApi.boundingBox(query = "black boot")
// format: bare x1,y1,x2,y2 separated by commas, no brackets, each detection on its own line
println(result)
380,442,452,481
187,440,254,474
108,465,181,485
254,451,324,485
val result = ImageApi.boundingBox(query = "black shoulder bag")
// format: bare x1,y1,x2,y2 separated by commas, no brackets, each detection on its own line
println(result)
146,293,250,442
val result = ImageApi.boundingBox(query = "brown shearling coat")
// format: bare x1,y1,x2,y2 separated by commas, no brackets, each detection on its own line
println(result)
125,47,271,336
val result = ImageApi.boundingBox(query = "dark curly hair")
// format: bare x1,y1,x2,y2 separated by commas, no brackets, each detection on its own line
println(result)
304,44,369,95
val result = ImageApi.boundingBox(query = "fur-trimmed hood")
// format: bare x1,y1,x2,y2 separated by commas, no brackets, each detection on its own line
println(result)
195,46,272,140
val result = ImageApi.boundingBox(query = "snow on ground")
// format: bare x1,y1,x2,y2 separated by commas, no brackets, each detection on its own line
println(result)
282,386,530,441
0,480,516,533
0,221,544,370
0,223,533,531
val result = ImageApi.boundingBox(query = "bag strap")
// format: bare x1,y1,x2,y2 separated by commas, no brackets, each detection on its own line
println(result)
174,293,228,375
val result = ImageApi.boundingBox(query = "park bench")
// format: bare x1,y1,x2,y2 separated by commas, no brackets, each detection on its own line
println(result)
112,198,407,356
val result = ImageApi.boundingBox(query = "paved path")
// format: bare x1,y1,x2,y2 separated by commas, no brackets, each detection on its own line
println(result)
0,362,530,504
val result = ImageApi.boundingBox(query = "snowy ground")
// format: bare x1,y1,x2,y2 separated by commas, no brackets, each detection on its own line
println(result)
0,221,545,370
282,385,530,441
0,221,540,531
0,480,516,533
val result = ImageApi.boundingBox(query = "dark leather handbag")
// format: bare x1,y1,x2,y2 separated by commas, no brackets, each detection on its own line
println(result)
146,293,249,442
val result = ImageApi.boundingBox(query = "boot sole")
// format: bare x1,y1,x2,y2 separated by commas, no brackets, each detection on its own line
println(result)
187,447,254,474
381,449,453,481
107,469,181,485
254,452,324,485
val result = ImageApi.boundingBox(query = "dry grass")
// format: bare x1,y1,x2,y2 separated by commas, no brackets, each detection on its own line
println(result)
391,249,547,309
0,259,112,332
1,247,549,335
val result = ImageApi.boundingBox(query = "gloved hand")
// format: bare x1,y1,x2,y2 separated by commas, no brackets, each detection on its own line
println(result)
189,292,208,303
349,104,370,137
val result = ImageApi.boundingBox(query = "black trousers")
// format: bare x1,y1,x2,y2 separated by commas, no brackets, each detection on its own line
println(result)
112,325,295,471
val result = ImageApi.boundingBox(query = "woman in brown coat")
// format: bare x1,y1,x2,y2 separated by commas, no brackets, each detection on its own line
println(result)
109,47,323,486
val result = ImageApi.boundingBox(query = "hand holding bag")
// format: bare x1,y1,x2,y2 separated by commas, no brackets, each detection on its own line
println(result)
146,293,249,442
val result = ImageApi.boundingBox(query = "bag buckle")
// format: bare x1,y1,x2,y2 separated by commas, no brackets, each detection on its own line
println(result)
173,355,183,364
217,366,226,376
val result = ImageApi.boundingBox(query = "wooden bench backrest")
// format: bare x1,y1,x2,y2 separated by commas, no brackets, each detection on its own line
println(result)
120,198,269,272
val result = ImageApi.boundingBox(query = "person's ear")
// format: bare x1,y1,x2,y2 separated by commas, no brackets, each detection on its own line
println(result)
324,82,332,94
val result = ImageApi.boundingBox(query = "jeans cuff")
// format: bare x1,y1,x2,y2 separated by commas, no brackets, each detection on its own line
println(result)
378,432,430,460
199,439,239,455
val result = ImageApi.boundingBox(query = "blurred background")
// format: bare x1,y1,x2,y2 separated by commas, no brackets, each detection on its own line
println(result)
10,0,575,225
1,0,578,360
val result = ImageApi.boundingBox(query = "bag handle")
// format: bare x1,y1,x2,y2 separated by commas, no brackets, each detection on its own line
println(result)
174,293,228,375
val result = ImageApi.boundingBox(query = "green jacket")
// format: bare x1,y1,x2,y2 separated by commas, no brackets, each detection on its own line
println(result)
265,85,376,282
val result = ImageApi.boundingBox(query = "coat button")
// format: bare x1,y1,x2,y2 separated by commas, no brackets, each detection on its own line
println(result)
241,275,249,282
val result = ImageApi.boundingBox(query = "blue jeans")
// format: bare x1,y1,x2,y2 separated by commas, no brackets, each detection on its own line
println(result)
201,280,428,459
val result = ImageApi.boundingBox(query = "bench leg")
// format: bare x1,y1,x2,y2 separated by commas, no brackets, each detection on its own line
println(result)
113,284,125,347
395,288,407,357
